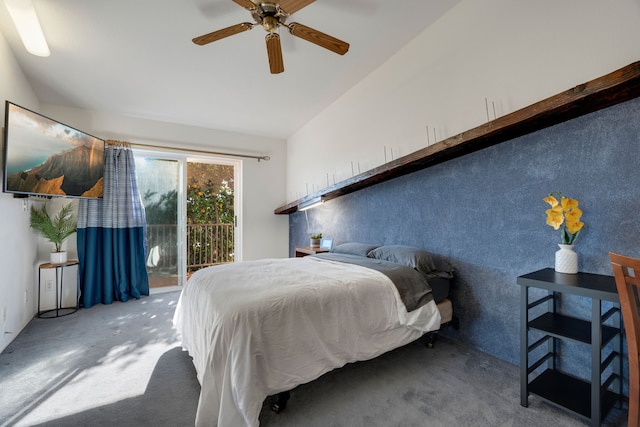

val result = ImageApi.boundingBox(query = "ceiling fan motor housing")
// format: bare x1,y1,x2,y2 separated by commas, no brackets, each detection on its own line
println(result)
252,2,288,32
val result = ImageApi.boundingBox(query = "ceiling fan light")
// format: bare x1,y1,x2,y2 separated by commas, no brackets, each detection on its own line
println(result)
262,15,279,33
4,0,50,57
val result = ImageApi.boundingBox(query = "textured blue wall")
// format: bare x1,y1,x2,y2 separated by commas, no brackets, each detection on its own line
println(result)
289,96,640,371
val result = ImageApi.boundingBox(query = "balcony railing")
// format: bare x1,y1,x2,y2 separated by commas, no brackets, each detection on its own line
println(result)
146,223,234,274
187,223,234,270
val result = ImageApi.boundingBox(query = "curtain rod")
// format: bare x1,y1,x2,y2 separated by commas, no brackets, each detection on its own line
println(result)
121,140,271,162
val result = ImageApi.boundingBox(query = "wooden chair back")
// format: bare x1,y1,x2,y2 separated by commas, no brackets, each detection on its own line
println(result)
610,251,640,427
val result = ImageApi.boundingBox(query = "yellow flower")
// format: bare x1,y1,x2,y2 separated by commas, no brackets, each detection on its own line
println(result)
566,219,584,235
544,192,584,244
565,207,582,222
560,197,579,212
544,195,559,207
198,191,203,196
545,206,564,230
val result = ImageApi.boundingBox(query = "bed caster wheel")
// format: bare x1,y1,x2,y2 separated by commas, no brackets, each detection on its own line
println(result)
271,402,286,414
425,332,438,348
451,316,460,330
271,391,290,414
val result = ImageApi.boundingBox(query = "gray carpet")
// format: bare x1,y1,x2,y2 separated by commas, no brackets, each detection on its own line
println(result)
0,290,626,427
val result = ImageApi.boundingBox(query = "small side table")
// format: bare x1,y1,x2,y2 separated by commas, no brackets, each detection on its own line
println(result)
294,246,330,257
38,260,80,318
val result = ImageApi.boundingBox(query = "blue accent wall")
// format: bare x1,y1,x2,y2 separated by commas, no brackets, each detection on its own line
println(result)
289,96,640,371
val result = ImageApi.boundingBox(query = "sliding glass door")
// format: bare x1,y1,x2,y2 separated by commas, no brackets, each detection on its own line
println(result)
186,158,238,277
133,149,241,288
134,155,183,289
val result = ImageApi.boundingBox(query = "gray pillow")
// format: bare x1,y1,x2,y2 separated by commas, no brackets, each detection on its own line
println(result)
367,245,437,275
331,242,380,257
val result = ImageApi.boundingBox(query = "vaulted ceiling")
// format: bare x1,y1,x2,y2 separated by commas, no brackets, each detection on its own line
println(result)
0,0,459,139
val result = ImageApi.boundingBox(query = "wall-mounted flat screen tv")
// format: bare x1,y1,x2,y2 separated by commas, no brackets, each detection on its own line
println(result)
3,101,104,198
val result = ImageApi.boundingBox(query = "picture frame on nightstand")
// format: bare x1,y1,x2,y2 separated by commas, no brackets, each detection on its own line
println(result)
320,238,334,250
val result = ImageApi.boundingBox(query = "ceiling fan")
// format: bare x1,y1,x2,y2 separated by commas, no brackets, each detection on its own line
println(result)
192,0,350,74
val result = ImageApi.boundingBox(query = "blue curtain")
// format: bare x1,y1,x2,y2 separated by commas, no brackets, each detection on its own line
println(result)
77,141,149,308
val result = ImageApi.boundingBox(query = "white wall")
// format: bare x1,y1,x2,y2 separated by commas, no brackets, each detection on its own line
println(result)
40,105,289,262
0,31,42,353
286,0,640,200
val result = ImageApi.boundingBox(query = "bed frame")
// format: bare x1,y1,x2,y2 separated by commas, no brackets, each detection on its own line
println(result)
424,298,459,348
270,297,458,413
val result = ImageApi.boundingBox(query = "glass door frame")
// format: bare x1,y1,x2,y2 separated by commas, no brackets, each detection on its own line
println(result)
133,148,186,288
133,147,243,288
186,155,243,264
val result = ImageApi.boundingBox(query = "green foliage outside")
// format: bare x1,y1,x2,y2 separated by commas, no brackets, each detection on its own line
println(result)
186,163,235,271
143,190,178,225
186,163,234,225
142,162,235,274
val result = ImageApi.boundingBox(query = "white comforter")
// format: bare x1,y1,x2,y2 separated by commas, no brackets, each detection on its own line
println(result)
173,256,441,427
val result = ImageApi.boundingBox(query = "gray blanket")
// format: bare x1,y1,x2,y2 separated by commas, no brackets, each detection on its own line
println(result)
312,253,434,312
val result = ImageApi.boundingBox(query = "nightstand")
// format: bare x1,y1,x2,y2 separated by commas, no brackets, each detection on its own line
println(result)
294,246,330,257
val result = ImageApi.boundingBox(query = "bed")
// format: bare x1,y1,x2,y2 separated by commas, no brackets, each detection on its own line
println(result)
173,243,454,427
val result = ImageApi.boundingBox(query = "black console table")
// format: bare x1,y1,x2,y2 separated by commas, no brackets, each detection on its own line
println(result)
517,268,622,426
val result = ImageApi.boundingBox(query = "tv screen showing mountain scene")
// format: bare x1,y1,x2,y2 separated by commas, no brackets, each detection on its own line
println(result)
3,101,104,198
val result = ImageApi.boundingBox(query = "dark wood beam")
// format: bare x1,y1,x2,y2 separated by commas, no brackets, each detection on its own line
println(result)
275,61,640,215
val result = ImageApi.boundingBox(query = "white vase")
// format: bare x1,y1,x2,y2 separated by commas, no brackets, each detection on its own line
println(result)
50,251,67,264
555,244,578,274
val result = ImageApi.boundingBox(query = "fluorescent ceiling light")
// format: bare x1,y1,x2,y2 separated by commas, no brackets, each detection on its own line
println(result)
4,0,50,57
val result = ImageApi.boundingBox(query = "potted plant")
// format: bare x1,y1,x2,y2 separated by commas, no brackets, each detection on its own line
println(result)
310,233,322,248
30,202,77,264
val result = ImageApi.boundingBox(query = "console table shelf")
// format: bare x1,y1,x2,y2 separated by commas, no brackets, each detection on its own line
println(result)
528,312,619,346
518,268,622,427
528,369,619,421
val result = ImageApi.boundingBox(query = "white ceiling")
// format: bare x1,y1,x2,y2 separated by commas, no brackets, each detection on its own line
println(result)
0,0,459,140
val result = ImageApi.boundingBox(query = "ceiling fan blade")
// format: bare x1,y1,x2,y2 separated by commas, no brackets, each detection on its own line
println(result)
266,33,284,74
278,0,316,15
192,23,254,45
288,22,349,55
232,0,257,10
